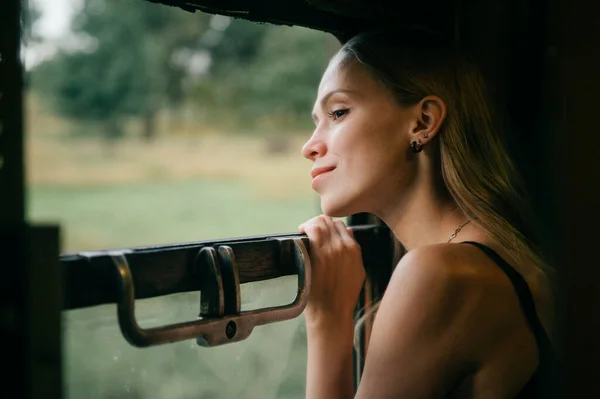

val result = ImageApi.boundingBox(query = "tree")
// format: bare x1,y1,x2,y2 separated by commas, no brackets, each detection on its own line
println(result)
22,0,42,45
194,19,338,131
32,1,338,140
32,0,211,141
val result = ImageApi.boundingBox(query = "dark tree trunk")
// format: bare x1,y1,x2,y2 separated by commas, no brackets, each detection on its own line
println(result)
102,118,123,157
142,108,157,142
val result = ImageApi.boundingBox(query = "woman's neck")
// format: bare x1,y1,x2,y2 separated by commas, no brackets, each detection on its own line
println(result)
376,185,468,250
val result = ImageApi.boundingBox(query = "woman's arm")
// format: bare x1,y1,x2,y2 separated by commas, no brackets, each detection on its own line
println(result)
299,215,365,399
305,316,355,399
299,216,481,398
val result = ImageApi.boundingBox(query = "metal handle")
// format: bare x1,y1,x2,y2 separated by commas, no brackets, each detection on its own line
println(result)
110,237,311,348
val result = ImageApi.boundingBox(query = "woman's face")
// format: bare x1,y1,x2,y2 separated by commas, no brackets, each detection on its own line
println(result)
302,55,418,217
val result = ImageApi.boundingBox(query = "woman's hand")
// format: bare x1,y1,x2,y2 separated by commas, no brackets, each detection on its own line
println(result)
298,215,366,328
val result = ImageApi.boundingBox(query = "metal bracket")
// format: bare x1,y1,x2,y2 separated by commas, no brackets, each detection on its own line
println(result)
110,237,311,348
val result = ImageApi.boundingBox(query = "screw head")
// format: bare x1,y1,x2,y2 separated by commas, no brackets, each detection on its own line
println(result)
225,321,237,339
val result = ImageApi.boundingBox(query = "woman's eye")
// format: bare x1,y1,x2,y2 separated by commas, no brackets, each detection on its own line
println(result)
329,109,349,121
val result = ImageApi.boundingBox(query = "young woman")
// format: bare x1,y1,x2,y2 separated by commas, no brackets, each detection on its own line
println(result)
298,31,555,398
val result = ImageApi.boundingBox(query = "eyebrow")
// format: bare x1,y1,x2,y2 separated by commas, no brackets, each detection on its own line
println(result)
311,89,357,123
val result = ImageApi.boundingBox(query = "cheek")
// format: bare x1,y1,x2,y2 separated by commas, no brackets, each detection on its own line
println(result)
319,113,411,212
341,131,405,183
317,151,409,217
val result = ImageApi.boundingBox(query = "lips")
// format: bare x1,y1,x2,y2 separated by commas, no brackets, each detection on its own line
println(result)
311,166,336,179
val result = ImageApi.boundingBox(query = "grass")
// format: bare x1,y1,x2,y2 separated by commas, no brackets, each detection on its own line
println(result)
26,94,319,398
26,94,321,252
30,179,318,252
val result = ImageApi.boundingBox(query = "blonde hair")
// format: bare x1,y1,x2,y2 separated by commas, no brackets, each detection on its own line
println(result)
337,31,549,351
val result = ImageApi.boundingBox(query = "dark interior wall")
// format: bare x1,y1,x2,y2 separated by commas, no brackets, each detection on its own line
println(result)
460,0,600,395
556,0,600,396
0,0,27,396
457,1,563,395
1,2,62,398
457,0,556,258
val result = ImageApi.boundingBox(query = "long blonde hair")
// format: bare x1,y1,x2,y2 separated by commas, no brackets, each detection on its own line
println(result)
342,30,545,266
338,31,549,350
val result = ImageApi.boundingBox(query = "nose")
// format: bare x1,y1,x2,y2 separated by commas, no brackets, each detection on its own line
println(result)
301,132,327,161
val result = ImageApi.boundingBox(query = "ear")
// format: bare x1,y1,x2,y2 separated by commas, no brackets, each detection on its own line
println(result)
409,95,447,147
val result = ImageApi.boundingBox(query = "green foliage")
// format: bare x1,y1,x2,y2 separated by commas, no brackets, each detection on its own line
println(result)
32,0,211,139
22,0,42,45
31,0,338,138
197,19,336,130
246,26,334,118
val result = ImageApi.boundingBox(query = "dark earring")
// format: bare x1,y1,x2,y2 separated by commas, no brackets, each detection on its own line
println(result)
410,138,423,153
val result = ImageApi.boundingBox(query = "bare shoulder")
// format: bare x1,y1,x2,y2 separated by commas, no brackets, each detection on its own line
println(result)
397,242,555,334
392,241,538,294
358,243,546,397
357,243,525,396
385,242,504,327
385,242,535,357
391,242,495,293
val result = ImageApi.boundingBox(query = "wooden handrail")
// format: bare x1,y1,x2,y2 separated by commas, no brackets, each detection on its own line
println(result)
60,224,394,310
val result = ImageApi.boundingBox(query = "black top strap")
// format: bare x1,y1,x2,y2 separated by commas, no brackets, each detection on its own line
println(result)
460,241,555,396
461,242,543,337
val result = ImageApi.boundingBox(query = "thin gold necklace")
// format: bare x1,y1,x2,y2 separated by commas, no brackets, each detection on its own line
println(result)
447,220,471,243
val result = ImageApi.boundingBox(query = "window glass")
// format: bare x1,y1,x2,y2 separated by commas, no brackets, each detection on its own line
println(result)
63,277,305,399
24,0,339,397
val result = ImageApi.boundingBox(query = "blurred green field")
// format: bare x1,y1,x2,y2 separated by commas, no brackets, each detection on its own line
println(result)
26,93,321,252
29,179,318,252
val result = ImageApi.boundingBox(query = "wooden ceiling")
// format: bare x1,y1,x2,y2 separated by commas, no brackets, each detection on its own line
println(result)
146,0,455,40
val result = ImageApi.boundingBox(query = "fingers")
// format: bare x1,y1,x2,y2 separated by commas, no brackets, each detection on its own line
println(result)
300,215,338,233
301,222,323,244
335,220,360,254
298,215,325,233
322,216,339,242
299,215,358,248
333,219,350,238
346,226,354,238
299,216,326,248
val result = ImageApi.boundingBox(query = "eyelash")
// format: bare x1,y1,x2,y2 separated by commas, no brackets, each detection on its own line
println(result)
327,109,349,121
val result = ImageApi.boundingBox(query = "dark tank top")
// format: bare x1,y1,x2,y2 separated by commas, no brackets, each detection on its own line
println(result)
461,241,556,399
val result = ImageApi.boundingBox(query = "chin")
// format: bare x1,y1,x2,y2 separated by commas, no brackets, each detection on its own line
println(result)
320,195,360,218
